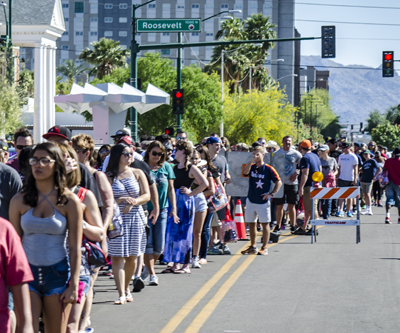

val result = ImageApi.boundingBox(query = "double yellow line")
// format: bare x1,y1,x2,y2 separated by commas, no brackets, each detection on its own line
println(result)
160,232,299,333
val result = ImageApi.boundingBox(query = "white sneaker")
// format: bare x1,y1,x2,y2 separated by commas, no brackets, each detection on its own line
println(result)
141,266,150,282
192,257,201,269
109,274,114,279
367,210,373,215
149,275,158,286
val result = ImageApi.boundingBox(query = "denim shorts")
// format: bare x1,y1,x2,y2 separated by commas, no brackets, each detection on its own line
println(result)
386,182,400,207
145,208,168,256
80,275,91,297
194,192,207,213
29,258,70,297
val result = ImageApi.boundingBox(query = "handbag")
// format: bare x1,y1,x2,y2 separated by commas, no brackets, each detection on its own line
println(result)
221,209,239,243
378,170,389,188
82,237,110,268
207,180,229,213
107,200,124,239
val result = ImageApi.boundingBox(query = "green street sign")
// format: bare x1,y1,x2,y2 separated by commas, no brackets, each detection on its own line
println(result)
137,19,201,33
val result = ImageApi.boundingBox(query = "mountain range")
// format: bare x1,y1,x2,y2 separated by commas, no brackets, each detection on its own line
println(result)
300,55,400,125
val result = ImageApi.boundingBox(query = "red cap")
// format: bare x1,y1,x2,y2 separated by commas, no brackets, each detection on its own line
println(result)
117,136,133,146
300,140,312,149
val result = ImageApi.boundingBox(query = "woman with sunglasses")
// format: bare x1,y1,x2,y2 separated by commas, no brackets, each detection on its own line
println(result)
163,141,208,274
368,141,378,153
96,144,111,171
9,142,83,333
106,143,150,304
141,141,178,284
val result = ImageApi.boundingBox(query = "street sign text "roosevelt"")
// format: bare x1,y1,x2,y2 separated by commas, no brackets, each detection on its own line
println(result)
137,19,201,33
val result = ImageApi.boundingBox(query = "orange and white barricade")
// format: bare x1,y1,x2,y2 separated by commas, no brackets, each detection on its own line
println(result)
310,187,361,244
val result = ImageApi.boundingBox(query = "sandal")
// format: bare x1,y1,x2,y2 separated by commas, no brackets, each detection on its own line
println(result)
125,290,133,302
161,268,176,274
173,268,191,274
198,258,207,265
114,296,126,305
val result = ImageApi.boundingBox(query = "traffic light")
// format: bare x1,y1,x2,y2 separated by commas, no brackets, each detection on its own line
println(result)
172,89,184,115
321,26,335,58
351,125,353,130
164,127,175,137
360,122,363,132
382,51,394,77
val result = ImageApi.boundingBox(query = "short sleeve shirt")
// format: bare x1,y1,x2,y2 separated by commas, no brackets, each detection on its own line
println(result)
246,164,280,204
0,163,22,221
0,218,33,332
275,148,302,185
299,152,322,187
361,159,379,183
212,155,228,183
338,153,359,181
384,158,400,186
147,162,175,211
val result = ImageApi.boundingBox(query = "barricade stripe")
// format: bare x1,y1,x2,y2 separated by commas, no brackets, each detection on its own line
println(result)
323,188,341,199
338,188,357,199
310,188,324,198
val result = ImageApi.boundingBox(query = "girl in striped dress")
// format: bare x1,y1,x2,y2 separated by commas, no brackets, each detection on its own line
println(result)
106,143,150,304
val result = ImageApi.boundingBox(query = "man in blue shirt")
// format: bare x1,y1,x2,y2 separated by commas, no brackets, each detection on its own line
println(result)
360,150,382,215
296,140,322,234
241,146,282,255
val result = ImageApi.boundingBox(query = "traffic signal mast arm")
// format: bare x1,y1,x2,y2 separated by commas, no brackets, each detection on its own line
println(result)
134,36,320,52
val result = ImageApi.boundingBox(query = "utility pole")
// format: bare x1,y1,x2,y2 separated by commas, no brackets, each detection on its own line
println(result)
176,32,182,133
220,50,224,137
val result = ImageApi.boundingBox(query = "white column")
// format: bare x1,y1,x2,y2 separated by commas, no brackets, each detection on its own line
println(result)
46,46,56,130
34,43,47,143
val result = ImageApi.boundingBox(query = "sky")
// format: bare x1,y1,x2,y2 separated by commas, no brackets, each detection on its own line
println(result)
294,0,400,68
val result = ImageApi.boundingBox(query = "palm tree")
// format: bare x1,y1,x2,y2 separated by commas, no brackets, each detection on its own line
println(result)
79,38,130,79
56,59,87,88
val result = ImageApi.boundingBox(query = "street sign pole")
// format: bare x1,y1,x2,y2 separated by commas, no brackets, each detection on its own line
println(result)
176,32,182,132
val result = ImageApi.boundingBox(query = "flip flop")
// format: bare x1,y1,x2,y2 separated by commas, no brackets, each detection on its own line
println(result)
173,268,191,274
161,268,176,274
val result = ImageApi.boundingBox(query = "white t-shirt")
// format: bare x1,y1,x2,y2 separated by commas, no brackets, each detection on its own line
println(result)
338,152,358,181
275,148,302,185
101,152,143,173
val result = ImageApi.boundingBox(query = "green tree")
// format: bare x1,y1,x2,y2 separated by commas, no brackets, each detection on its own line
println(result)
371,121,400,150
57,59,87,88
365,109,385,133
298,88,340,138
79,38,130,79
16,69,34,107
86,53,222,140
385,104,400,125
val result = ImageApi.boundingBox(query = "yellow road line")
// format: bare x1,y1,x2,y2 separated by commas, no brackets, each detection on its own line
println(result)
184,235,298,333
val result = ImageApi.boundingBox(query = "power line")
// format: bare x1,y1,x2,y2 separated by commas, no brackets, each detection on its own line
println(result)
296,19,400,27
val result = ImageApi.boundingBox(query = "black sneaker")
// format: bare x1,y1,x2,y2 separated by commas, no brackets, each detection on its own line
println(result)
290,225,296,232
132,277,145,292
272,225,280,233
292,227,305,235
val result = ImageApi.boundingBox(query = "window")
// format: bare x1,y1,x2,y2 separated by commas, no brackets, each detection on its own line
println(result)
119,3,128,9
65,18,69,22
90,31,98,36
63,31,69,36
104,17,113,23
192,33,199,36
62,3,69,8
104,31,113,37
177,5,184,9
90,17,98,22
61,45,69,50
90,3,98,13
221,4,229,10
148,33,156,41
119,31,128,37
104,3,113,9
119,17,127,23
75,31,83,36
74,2,84,13
148,4,155,8
135,33,141,36
162,33,170,36
206,33,213,37
192,4,199,9
161,49,171,55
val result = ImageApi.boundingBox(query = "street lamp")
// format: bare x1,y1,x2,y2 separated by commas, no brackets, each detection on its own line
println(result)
277,73,297,81
202,9,242,22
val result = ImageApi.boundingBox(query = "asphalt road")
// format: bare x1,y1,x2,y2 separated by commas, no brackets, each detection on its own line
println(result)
90,206,400,333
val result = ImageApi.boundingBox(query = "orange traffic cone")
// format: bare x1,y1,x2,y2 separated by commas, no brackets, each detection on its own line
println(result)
235,199,247,240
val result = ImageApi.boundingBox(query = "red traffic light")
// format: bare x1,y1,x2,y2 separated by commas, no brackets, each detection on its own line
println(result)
175,91,182,98
165,128,170,135
385,53,393,61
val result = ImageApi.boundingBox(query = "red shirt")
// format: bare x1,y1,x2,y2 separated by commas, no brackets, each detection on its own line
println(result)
384,158,400,186
5,157,19,173
0,218,33,332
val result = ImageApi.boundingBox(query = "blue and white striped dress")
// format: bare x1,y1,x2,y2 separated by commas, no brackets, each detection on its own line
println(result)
108,171,147,257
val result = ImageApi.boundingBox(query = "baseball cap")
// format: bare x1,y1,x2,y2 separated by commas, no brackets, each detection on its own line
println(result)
163,142,173,151
319,144,329,151
300,140,312,149
363,149,371,155
354,142,361,148
117,136,133,146
341,142,350,149
206,136,221,145
327,138,336,145
0,139,8,151
111,129,130,138
42,125,72,141
393,147,400,156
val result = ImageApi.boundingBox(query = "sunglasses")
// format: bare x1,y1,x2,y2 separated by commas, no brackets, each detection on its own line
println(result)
177,136,186,141
122,152,133,157
197,149,204,154
16,145,31,150
259,142,266,145
151,151,164,157
74,148,87,154
29,157,55,166
369,144,375,146
99,150,109,155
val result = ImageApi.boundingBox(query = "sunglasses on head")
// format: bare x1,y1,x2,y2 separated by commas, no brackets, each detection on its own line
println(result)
151,151,164,157
122,152,133,157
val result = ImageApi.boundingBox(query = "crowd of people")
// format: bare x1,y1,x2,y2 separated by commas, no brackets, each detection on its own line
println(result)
1,125,400,333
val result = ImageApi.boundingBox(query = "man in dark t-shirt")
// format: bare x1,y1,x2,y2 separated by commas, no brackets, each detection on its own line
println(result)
0,163,22,220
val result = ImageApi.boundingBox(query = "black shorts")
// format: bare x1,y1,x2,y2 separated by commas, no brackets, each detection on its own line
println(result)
274,184,299,206
338,179,353,187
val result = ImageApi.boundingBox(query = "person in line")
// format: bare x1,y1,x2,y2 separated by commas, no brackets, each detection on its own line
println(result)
58,144,104,333
141,141,178,285
96,144,111,171
296,140,322,234
336,142,359,218
241,146,282,255
162,141,208,274
368,141,378,154
9,142,83,332
6,127,33,172
190,150,216,268
274,136,302,232
318,144,338,219
176,131,188,142
221,137,231,152
0,217,34,333
372,151,385,207
383,147,400,224
0,139,10,163
106,143,150,304
360,150,382,216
